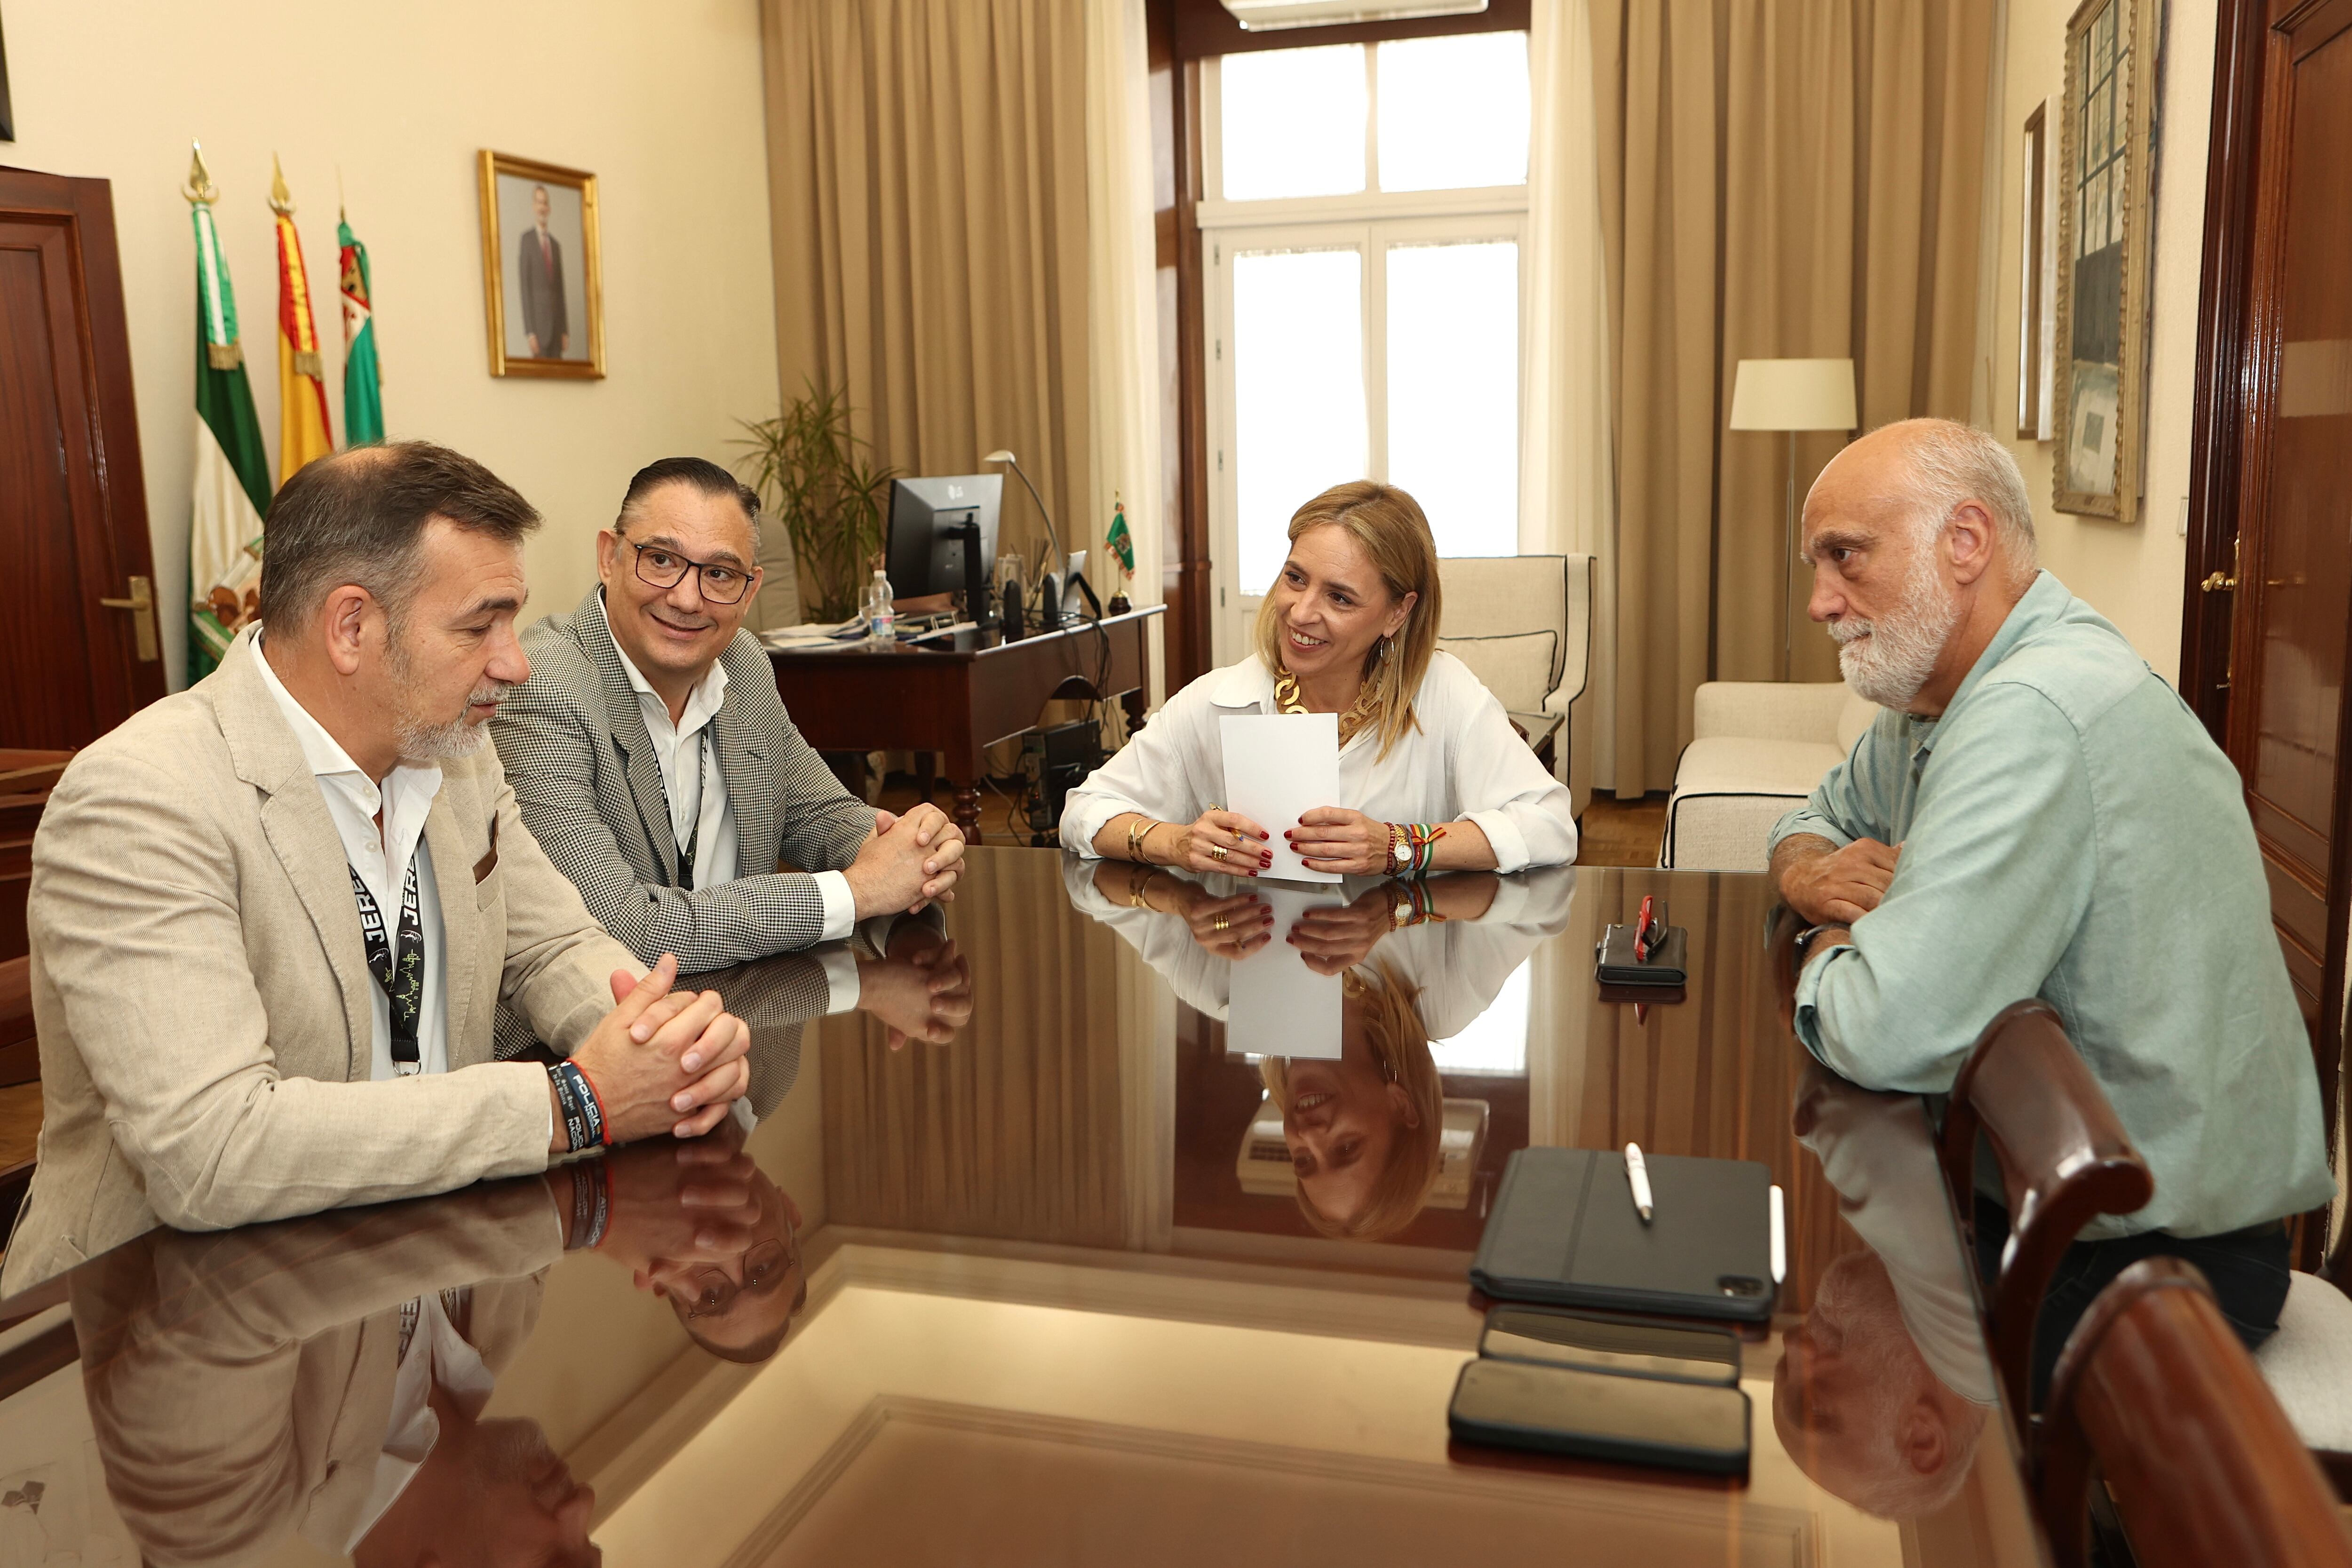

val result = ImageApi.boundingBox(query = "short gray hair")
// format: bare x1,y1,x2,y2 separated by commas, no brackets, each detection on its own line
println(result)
259,442,540,629
1880,417,2037,575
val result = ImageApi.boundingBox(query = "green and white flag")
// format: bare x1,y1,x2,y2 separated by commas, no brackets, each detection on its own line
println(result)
338,213,384,444
186,150,271,681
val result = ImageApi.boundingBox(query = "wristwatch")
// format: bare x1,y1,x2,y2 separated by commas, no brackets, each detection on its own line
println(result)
1790,923,1845,966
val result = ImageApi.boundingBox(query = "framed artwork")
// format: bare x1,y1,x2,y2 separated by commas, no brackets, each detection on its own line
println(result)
0,2,15,142
2049,0,2157,520
2017,100,2056,441
477,151,603,379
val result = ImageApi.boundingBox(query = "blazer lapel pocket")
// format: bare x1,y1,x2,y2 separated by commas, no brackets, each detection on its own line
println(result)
474,813,499,882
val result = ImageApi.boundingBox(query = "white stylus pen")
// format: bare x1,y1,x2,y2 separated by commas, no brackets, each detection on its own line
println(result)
1624,1142,1654,1224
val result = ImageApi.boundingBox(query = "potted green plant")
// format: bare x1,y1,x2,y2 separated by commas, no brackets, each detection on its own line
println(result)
734,381,896,623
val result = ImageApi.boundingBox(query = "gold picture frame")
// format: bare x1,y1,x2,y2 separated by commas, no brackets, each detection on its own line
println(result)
2049,0,2157,520
2018,99,2057,442
477,151,604,379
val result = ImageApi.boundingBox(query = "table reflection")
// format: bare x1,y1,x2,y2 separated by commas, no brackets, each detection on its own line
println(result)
1067,861,1573,1245
1776,1063,1998,1521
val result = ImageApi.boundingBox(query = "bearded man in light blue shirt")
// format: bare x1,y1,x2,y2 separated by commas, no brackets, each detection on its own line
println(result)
1769,418,2334,1403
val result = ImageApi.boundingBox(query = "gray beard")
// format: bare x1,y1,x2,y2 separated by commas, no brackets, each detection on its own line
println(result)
1831,550,1959,710
395,709,494,765
384,630,509,764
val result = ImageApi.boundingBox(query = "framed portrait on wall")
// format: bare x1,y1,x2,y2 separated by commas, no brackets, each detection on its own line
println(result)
2049,0,2157,520
477,151,604,379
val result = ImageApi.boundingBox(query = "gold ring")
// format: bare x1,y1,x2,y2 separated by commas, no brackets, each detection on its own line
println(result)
1209,844,1229,861
1213,915,1230,931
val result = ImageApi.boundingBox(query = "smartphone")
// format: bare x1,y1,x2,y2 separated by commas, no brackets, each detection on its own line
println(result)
1479,1305,1741,1386
1447,1358,1751,1475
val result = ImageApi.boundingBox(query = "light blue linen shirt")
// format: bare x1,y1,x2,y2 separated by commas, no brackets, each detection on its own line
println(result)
1771,571,2334,1240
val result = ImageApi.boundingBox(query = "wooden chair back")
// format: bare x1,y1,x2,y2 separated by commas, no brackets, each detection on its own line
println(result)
2039,1257,2352,1568
1938,999,2156,1415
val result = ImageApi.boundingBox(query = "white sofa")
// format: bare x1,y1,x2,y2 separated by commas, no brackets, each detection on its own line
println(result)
1434,555,1592,793
1659,680,1878,871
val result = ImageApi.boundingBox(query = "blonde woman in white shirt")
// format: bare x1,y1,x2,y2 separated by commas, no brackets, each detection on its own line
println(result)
1063,481,1577,875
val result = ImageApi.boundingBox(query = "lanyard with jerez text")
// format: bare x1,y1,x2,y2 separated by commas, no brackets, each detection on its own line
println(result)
350,860,425,1073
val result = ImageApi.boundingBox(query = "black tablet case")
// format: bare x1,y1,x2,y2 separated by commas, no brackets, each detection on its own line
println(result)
1594,923,1688,986
1470,1147,1776,1323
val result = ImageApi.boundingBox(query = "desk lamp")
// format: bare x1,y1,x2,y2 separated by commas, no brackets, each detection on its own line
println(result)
1728,358,1857,679
983,450,1068,627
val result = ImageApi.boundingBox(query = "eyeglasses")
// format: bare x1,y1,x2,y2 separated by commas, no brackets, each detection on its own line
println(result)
682,1221,799,1319
622,537,755,605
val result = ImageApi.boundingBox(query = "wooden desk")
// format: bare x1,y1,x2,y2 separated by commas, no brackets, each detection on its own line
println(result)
766,606,1162,842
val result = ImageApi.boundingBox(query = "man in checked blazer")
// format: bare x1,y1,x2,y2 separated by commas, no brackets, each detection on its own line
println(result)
491,458,965,1041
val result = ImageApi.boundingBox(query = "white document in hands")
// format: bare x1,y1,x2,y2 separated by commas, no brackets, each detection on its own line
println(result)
1221,711,1342,884
1226,883,1347,1060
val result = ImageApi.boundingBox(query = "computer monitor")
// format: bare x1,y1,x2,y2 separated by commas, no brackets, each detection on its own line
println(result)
886,475,1002,625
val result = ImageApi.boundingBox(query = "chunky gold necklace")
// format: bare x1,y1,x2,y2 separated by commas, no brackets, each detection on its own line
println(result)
1273,664,1382,747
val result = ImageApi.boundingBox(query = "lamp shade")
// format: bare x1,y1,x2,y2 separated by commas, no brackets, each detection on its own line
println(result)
1728,358,1857,432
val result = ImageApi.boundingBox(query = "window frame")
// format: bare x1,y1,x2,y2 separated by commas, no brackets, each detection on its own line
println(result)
1198,42,1531,666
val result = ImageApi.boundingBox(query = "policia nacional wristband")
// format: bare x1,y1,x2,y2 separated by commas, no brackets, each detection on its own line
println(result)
547,1060,610,1152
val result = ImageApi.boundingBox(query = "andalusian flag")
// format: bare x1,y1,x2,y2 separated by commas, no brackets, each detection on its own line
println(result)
185,145,271,681
1105,494,1136,584
269,156,334,483
338,209,383,444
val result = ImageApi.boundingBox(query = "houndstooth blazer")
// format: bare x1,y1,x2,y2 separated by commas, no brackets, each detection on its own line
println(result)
492,587,877,994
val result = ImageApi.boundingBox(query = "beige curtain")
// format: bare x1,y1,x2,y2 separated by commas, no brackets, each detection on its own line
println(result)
1589,0,1995,796
762,0,1092,585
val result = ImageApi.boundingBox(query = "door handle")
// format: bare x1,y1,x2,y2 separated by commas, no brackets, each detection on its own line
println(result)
2200,570,2237,592
99,575,159,662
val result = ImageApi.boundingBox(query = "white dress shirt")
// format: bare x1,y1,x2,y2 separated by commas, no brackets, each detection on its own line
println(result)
253,637,451,1080
1062,651,1578,872
593,594,860,973
345,1287,498,1549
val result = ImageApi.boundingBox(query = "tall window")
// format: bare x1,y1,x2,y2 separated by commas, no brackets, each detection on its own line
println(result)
1202,33,1530,660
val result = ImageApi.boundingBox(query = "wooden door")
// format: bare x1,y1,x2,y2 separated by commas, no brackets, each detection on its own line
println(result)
0,166,163,748
2183,0,2352,1255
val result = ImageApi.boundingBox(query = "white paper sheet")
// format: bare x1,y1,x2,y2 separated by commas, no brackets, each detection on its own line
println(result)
1220,711,1342,884
1226,883,1348,1060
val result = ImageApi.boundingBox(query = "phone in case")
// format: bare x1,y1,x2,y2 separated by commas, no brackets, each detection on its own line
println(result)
1478,1305,1741,1386
1447,1357,1751,1475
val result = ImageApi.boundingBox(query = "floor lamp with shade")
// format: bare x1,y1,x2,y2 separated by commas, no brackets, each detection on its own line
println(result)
1729,358,1857,679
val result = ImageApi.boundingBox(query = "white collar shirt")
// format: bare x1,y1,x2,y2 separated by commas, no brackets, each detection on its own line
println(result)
252,634,451,1080
1059,652,1578,873
345,1287,498,1550
593,591,740,891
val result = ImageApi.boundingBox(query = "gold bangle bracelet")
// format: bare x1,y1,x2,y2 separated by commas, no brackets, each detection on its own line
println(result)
1126,817,1156,864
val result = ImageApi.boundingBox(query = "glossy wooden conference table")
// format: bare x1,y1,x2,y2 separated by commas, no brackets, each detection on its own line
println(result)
0,850,2049,1567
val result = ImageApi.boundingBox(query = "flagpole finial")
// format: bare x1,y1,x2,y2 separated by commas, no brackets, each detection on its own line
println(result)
337,163,347,223
183,142,219,207
268,153,294,217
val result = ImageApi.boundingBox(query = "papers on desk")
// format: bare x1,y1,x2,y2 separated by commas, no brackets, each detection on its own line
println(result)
1226,883,1346,1060
1221,712,1341,884
758,620,865,651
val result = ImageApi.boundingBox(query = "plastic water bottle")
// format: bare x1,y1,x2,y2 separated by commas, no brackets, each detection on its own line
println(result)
864,567,896,644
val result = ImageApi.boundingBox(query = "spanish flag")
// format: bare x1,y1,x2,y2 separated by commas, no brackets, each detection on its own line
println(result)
269,155,333,485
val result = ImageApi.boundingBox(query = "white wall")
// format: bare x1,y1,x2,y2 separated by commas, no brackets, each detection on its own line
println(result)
1989,0,2212,682
4,0,781,690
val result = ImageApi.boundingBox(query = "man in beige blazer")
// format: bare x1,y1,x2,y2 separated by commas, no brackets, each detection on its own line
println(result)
5,442,754,1294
